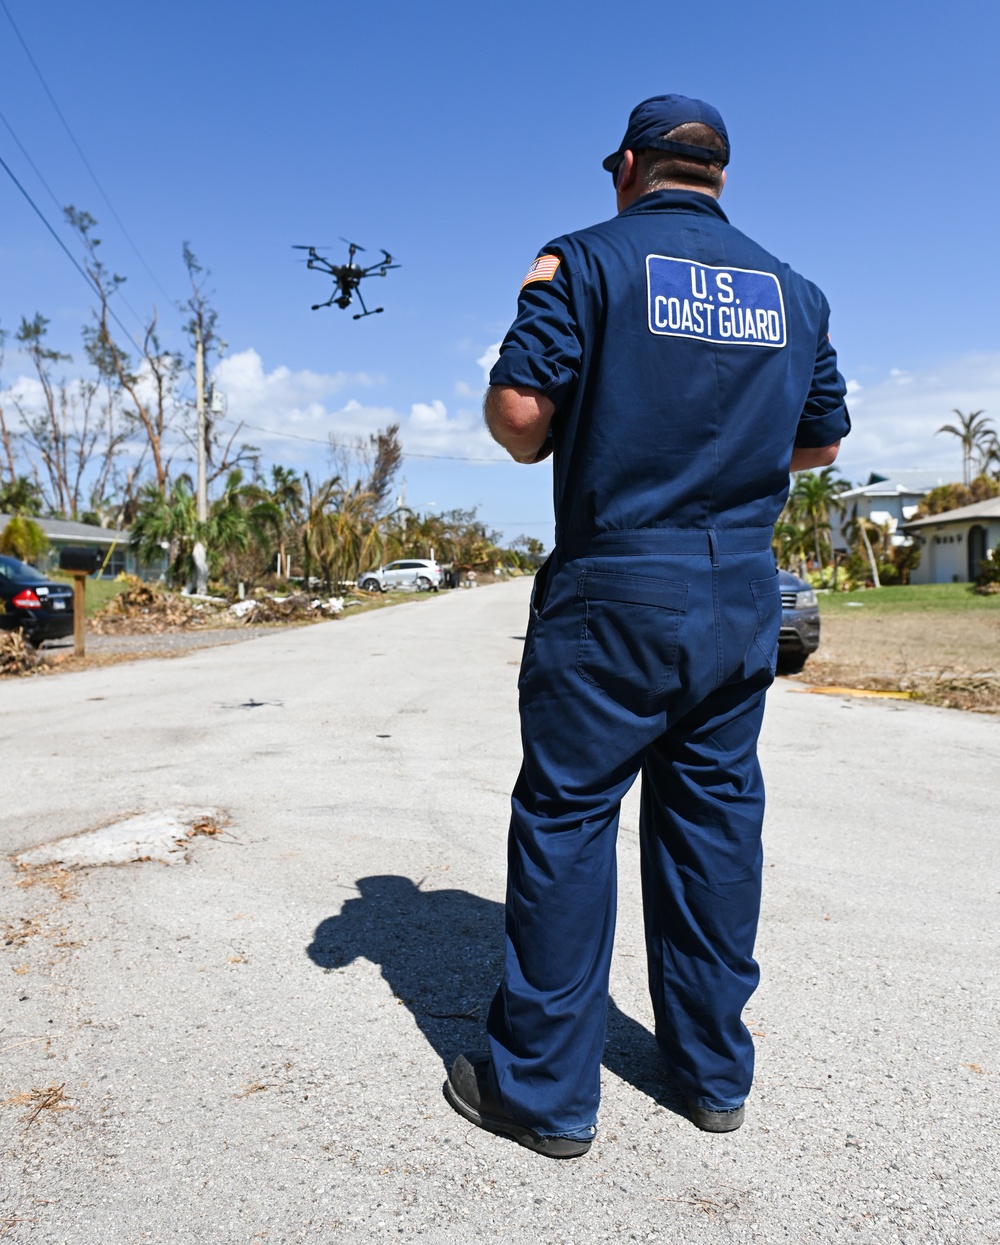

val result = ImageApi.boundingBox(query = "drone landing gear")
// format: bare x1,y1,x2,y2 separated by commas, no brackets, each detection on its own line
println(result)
352,289,382,320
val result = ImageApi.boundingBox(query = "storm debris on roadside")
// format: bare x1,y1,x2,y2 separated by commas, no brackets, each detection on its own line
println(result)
90,579,207,633
0,630,39,676
228,593,344,623
90,577,343,634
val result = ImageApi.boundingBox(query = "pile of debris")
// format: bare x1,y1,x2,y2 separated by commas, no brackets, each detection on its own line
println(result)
90,578,211,634
228,593,344,624
0,629,39,676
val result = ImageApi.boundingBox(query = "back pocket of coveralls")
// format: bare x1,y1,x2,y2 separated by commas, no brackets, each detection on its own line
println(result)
576,571,688,701
750,574,782,671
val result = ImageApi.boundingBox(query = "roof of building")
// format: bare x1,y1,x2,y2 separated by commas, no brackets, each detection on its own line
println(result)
902,497,1000,529
0,514,130,544
837,470,952,500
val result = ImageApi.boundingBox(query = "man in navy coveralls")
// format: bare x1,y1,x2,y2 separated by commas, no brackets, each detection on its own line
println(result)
444,95,850,1158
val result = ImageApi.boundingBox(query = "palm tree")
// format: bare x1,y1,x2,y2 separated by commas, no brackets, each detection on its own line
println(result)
298,473,339,591
0,476,43,517
0,476,48,565
787,467,846,586
326,485,384,589
0,514,49,563
843,506,883,588
266,465,303,579
208,469,281,589
130,478,200,587
936,410,994,486
771,518,810,579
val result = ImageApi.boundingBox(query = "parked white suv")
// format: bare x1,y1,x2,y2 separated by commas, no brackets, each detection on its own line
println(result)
359,559,442,592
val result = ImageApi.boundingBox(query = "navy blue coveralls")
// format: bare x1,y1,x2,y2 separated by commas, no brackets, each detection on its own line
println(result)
485,189,850,1140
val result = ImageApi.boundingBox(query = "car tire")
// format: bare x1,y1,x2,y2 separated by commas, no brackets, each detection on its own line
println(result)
361,578,383,593
416,576,432,591
777,652,807,675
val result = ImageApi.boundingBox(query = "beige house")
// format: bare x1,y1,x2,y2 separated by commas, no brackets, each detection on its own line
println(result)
902,498,1000,584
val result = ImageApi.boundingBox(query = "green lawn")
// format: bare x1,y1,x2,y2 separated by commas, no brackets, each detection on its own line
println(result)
818,582,1000,616
49,575,129,618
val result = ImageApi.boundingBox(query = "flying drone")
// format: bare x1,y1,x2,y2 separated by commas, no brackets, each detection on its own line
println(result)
293,239,400,319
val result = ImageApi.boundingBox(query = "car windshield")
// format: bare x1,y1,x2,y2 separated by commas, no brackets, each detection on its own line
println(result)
0,555,47,582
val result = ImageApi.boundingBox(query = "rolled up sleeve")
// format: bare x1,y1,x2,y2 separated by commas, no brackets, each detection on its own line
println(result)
489,253,582,410
794,305,851,448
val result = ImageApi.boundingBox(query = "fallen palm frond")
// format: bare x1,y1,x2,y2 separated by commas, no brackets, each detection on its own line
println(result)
4,1082,73,1129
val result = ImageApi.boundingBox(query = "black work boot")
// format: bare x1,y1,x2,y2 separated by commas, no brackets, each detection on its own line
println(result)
444,1052,592,1159
686,1100,746,1132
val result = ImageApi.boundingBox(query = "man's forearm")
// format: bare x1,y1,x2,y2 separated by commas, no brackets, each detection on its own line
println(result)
484,385,555,463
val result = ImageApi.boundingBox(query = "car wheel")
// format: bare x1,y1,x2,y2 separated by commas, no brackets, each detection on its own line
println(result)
416,576,432,591
777,652,807,675
361,578,383,593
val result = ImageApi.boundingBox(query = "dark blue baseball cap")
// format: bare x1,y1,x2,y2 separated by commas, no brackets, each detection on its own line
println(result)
601,94,730,177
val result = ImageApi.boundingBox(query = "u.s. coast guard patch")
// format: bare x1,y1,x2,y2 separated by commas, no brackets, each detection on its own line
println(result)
646,256,786,347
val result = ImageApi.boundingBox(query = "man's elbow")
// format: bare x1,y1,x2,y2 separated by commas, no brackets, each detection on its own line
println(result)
791,441,841,472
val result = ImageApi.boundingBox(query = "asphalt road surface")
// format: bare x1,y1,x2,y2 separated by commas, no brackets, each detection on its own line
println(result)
2,578,997,1243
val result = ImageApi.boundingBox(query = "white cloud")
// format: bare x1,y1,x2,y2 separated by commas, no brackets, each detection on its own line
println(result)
846,378,862,396
210,350,505,464
837,351,1000,483
476,341,501,385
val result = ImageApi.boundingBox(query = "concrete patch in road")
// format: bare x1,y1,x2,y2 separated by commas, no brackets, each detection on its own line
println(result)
14,806,228,869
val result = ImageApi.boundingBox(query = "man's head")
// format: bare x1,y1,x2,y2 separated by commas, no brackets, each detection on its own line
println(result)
603,94,729,210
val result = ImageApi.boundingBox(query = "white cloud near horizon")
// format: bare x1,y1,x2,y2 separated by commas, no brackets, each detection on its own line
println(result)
836,351,1000,484
12,341,995,488
217,348,505,465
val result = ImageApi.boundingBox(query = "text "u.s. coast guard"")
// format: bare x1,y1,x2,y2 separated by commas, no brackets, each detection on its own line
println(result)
646,256,786,347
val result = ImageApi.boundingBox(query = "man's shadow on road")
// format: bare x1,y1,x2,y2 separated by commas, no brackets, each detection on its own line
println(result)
305,874,686,1116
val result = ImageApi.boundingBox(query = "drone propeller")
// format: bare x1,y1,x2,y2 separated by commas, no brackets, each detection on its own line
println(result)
340,237,366,251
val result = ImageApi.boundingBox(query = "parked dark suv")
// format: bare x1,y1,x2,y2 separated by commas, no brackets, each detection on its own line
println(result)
776,568,820,673
0,555,75,646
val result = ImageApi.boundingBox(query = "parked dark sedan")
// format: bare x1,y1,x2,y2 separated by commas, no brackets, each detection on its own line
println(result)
777,568,820,673
0,555,75,646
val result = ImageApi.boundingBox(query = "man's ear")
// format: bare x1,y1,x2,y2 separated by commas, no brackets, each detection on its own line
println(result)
616,149,635,191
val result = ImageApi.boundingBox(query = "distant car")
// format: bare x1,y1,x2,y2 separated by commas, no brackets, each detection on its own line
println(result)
358,559,442,593
776,568,819,673
0,555,75,646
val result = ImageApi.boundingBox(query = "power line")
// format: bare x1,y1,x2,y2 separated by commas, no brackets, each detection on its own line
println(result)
0,103,62,216
0,0,175,308
0,106,149,334
0,150,137,347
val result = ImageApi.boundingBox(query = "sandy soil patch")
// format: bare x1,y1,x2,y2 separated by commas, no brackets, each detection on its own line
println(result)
798,610,1000,712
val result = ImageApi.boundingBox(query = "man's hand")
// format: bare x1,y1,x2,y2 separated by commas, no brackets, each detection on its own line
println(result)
484,385,555,464
790,441,840,472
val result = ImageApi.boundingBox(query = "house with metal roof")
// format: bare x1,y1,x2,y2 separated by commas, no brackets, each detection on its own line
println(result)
901,498,1000,584
0,514,162,578
830,470,950,551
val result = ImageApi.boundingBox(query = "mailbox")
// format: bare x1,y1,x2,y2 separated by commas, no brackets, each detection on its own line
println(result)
58,546,102,574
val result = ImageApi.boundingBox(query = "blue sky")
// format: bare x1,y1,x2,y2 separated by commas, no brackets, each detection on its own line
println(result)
2,0,999,545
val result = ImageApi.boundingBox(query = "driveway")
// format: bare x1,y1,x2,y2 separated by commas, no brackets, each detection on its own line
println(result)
2,578,997,1242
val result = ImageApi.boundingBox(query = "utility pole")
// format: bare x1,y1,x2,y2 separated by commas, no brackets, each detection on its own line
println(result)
192,323,209,594
196,326,207,523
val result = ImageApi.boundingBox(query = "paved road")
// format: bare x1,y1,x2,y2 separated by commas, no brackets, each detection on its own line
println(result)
2,579,997,1243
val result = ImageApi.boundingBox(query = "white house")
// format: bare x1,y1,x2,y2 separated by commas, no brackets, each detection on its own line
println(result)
901,498,1000,584
830,470,949,552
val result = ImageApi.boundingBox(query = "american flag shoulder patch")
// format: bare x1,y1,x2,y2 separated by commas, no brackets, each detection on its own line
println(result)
521,254,561,288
